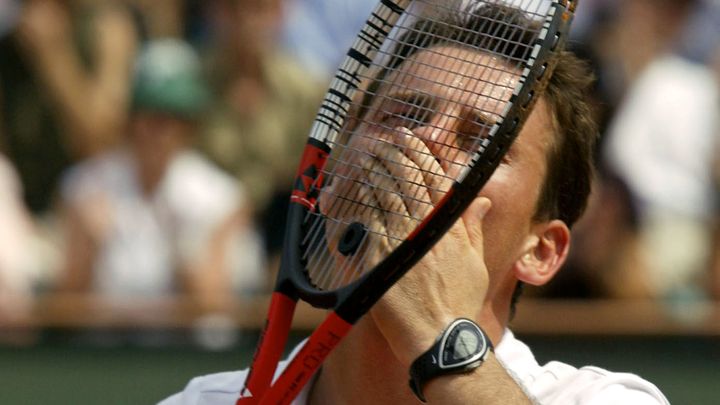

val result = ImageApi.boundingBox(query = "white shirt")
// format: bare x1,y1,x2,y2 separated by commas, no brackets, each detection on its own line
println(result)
0,154,39,293
61,148,265,297
158,330,669,405
604,54,720,221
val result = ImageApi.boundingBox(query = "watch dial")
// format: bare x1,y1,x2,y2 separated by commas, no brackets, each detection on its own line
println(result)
441,320,486,367
454,329,479,359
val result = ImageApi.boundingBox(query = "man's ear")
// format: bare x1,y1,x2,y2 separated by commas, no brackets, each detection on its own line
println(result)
514,220,570,286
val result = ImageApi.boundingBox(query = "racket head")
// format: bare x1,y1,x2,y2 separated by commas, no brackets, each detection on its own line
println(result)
280,0,577,314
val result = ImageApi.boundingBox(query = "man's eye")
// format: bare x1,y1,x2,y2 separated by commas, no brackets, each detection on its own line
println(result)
379,108,431,129
456,135,478,151
456,124,491,151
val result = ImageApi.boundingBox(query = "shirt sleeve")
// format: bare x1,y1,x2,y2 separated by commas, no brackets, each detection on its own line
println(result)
156,392,182,405
155,371,248,405
528,363,670,405
155,341,311,405
583,383,668,405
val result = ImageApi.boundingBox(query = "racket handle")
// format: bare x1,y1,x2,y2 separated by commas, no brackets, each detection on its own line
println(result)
237,292,297,405
258,312,352,405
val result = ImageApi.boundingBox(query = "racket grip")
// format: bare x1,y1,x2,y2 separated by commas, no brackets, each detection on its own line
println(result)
237,292,297,405
258,312,352,405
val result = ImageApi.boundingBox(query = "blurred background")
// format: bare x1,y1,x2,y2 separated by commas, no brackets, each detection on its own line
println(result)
0,0,718,403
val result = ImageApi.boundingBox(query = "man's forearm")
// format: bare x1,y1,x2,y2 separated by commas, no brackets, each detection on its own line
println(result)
423,354,533,404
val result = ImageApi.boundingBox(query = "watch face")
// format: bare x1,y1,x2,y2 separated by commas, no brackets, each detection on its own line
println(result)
453,329,480,359
439,320,488,369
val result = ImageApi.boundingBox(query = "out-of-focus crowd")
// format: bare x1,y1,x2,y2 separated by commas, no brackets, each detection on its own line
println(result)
0,0,718,342
542,0,720,306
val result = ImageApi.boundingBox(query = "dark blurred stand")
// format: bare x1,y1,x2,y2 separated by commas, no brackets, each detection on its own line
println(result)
2,295,717,404
2,294,720,340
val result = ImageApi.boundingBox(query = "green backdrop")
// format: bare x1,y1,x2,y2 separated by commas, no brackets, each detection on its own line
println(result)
0,333,716,404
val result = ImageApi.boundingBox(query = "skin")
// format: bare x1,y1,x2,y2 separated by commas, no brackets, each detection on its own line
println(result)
310,46,570,404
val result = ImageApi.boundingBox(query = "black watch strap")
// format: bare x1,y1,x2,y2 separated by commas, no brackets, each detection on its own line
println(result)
408,318,493,402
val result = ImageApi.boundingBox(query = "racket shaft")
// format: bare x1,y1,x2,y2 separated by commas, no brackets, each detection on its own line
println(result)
238,292,297,404
258,312,352,405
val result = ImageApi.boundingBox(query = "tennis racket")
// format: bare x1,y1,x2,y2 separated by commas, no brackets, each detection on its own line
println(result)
239,1,577,404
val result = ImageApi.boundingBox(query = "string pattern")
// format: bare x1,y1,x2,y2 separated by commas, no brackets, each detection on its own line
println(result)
301,0,555,291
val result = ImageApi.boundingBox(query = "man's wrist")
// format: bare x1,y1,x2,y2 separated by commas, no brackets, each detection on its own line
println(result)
421,352,533,405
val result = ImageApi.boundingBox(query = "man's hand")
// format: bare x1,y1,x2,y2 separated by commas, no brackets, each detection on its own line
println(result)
319,126,452,281
319,125,493,366
348,126,493,368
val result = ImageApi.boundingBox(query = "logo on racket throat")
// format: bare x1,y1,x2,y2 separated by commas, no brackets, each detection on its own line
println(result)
291,140,331,210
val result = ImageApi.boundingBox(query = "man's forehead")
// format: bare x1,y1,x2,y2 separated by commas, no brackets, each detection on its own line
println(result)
380,45,521,117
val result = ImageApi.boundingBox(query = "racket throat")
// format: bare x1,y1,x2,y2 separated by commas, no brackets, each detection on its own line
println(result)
238,292,298,404
258,312,352,405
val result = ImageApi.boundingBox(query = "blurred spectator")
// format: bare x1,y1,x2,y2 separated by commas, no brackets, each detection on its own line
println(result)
546,173,654,299
0,153,39,325
568,0,618,43
602,0,720,300
17,0,138,157
281,0,376,79
713,158,720,300
126,0,183,39
197,0,323,266
0,0,20,39
57,40,265,314
0,0,138,215
678,0,720,66
566,1,624,138
709,45,720,300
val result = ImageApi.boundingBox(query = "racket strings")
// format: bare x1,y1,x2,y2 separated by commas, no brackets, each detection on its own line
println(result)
341,39,523,161
301,0,554,291
324,134,447,216
332,78,507,173
394,2,541,65
324,159,442,214
328,131,454,185
328,127,447,177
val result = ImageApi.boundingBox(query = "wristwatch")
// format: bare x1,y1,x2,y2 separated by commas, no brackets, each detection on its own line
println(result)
408,318,493,402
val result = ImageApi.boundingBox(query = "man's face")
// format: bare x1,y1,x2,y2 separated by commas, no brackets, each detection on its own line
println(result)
320,45,555,286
